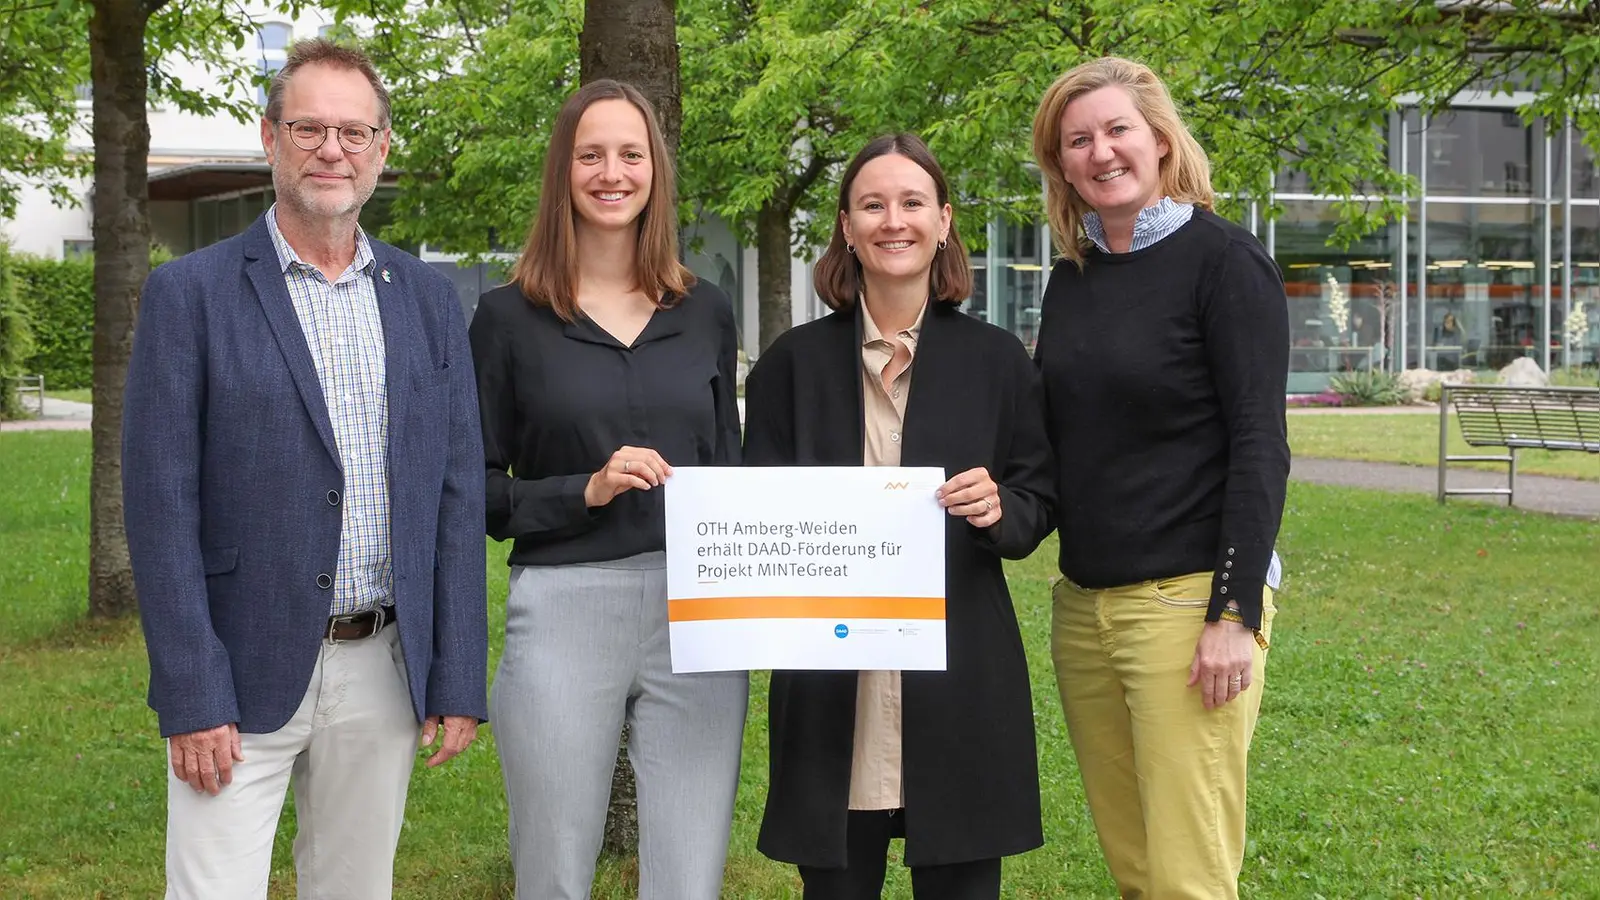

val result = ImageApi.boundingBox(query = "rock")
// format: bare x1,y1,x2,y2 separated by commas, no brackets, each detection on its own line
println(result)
1396,368,1439,403
1497,357,1549,387
1440,368,1476,386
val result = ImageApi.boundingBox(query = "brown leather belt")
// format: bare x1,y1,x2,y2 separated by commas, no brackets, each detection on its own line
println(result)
325,605,394,642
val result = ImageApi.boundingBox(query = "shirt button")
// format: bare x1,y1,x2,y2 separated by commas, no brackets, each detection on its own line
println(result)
1220,586,1228,594
327,490,341,506
892,389,900,399
1224,560,1233,569
316,573,333,589
890,431,900,443
1221,572,1229,581
1227,548,1236,557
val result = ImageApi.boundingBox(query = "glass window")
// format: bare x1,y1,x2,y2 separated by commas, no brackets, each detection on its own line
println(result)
257,22,292,52
1274,200,1405,385
1424,109,1536,197
1422,203,1544,370
991,220,1044,350
1572,128,1600,197
257,59,286,108
1560,205,1600,369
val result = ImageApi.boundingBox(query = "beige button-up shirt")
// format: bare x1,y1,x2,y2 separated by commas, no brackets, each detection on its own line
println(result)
848,300,924,811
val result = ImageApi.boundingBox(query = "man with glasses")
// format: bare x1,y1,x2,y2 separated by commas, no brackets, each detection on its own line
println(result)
123,38,487,899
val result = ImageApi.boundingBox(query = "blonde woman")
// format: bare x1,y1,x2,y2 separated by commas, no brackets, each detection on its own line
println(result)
1030,57,1289,900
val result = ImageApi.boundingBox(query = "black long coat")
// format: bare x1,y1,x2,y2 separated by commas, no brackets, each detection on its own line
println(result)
744,301,1056,868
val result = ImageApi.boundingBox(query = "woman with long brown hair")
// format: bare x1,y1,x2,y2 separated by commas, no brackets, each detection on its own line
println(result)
468,79,746,899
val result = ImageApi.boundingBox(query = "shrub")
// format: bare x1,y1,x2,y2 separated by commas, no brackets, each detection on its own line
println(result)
15,254,93,390
14,247,172,392
0,242,36,421
1329,369,1407,407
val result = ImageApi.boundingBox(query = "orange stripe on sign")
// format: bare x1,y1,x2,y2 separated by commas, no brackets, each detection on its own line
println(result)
668,596,945,622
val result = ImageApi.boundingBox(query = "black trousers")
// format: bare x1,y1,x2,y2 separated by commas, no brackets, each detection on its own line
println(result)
797,809,1002,900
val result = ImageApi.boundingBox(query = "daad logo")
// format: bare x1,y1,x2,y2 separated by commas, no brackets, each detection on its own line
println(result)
834,624,850,639
882,482,909,490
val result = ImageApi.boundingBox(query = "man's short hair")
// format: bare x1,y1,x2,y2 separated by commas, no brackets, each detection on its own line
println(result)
264,38,392,128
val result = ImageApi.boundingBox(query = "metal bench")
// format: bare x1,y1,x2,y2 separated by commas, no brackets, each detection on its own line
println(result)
14,374,44,416
1437,383,1600,506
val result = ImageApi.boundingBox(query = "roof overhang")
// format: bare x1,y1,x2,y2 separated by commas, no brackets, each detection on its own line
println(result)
147,161,400,201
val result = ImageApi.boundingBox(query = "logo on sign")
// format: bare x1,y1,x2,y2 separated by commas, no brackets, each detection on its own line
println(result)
834,624,850,639
883,482,909,490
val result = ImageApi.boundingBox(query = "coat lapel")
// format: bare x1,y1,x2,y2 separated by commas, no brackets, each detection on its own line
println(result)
900,303,964,472
371,244,410,455
242,217,341,464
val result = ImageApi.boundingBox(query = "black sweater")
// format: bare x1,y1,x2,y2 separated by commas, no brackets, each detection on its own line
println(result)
468,280,741,566
1035,209,1290,628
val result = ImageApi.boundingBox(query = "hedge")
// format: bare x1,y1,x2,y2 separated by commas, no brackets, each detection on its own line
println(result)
16,253,94,391
0,241,35,420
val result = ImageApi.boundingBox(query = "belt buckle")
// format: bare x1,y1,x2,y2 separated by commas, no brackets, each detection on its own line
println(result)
326,605,382,640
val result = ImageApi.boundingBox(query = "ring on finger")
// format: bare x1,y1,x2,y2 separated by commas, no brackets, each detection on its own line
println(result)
982,497,994,513
622,460,632,473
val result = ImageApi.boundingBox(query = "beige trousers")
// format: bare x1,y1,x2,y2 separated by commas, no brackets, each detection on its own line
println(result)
1052,572,1277,900
164,622,418,900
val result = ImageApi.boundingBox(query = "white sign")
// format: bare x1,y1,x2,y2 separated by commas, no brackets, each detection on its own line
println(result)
664,466,947,673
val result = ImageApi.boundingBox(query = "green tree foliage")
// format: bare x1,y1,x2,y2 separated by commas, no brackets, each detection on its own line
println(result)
0,0,91,217
309,1,1600,350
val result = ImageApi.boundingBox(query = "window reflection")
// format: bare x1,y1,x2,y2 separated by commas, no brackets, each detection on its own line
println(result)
1423,204,1544,369
1274,201,1404,385
1425,109,1536,197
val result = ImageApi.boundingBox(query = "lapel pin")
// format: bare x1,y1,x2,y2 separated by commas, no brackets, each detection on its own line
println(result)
380,268,392,283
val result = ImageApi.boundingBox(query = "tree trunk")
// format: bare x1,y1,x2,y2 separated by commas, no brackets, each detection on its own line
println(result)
85,0,156,619
757,200,793,353
580,0,681,155
577,0,680,858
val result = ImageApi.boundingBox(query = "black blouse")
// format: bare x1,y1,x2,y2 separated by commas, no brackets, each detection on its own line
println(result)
468,280,741,566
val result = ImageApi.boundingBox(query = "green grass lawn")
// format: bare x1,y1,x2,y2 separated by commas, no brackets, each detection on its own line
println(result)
1290,411,1600,482
3,432,1597,898
43,389,94,405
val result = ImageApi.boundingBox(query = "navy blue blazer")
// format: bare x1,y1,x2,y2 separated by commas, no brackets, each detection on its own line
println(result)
123,213,488,737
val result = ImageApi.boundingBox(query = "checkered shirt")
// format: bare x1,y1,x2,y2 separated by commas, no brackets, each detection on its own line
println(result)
267,205,393,615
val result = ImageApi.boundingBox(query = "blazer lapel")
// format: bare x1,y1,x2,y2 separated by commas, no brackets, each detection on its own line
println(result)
371,245,410,461
243,218,341,464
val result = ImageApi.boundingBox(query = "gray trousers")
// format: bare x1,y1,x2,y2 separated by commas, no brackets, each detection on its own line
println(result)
493,552,749,900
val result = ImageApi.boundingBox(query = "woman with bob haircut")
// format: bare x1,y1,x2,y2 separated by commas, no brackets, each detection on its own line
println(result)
744,132,1055,899
1030,56,1289,900
468,78,746,899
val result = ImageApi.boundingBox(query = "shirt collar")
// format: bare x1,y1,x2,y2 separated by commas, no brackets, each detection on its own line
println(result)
1082,197,1194,254
266,204,377,281
860,297,927,348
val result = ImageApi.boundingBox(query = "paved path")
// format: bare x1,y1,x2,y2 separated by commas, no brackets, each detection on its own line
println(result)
9,395,1596,519
1,396,92,431
1292,457,1600,519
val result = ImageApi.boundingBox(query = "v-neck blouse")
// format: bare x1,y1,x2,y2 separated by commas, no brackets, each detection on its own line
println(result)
468,280,742,566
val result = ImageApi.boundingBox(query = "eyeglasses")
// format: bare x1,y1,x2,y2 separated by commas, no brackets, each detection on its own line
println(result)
278,119,384,153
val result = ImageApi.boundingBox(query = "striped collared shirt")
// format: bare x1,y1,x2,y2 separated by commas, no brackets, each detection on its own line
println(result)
266,205,393,616
1083,196,1194,254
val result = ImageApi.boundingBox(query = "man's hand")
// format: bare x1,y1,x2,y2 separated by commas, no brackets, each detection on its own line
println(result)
169,723,243,795
420,715,478,768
